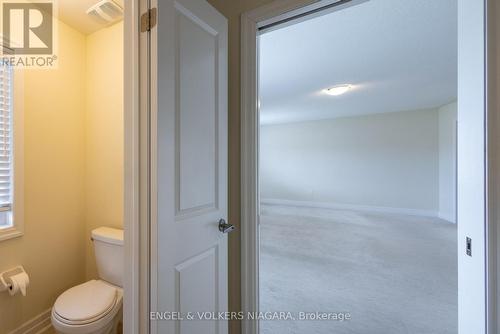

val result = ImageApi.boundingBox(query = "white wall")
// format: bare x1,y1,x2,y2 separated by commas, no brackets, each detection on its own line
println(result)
260,109,441,215
438,102,457,222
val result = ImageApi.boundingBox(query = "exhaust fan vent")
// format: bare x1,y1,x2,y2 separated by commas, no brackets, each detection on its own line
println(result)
87,0,123,25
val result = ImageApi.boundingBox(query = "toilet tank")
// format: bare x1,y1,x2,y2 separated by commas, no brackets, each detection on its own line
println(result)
91,227,124,287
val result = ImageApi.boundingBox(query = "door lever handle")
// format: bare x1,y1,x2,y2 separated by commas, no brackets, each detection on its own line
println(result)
218,219,235,234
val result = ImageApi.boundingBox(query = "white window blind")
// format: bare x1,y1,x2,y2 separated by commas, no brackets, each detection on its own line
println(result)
0,65,12,214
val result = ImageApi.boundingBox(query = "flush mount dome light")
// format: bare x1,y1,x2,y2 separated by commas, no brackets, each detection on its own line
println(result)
324,84,352,96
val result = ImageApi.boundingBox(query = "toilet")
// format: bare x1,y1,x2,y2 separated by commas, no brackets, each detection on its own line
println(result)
51,227,124,334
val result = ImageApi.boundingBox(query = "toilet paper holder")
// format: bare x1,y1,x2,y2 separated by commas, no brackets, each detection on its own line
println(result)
0,266,27,292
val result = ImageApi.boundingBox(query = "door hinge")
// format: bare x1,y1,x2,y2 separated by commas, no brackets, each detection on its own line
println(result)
141,8,157,32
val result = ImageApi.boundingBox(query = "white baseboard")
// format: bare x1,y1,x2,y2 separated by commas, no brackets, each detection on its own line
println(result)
438,211,456,224
8,308,53,334
261,198,439,218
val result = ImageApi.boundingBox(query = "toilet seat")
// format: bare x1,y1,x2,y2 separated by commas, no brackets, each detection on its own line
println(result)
51,280,123,334
53,280,117,325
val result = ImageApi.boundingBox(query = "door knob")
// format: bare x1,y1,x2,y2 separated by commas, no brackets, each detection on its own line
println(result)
218,219,235,234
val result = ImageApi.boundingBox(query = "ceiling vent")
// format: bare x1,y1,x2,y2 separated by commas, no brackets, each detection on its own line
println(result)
87,0,123,25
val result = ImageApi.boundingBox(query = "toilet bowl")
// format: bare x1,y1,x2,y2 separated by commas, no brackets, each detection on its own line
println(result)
52,227,124,334
52,280,122,334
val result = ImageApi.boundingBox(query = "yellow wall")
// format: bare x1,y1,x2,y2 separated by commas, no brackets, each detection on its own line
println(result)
85,22,124,280
0,21,87,333
0,20,123,333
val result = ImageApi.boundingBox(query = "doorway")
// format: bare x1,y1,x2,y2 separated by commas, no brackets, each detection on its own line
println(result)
241,0,490,333
258,1,457,333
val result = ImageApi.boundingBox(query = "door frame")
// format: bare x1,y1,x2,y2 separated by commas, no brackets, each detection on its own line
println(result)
486,1,500,332
240,1,498,334
124,0,149,333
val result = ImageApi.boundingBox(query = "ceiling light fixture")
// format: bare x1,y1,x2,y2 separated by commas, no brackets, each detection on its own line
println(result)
324,84,352,96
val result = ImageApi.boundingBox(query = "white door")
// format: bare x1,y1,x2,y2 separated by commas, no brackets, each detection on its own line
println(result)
457,0,486,333
150,0,228,333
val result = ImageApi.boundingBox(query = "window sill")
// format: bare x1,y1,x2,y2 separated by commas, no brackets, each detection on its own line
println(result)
0,226,23,241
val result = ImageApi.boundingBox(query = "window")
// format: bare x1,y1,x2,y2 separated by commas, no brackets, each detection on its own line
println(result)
0,65,12,229
0,64,22,241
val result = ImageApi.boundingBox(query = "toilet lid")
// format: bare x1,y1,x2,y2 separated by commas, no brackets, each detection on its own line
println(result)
54,280,117,322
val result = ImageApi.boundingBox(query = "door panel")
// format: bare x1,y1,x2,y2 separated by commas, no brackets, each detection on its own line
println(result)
176,247,218,334
152,0,228,333
177,10,218,214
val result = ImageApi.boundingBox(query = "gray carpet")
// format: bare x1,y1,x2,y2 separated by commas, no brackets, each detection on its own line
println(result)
259,204,457,334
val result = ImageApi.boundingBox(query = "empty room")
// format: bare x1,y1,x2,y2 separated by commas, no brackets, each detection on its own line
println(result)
258,1,458,333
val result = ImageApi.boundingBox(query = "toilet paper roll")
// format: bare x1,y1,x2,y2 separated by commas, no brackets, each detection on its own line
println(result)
8,272,29,296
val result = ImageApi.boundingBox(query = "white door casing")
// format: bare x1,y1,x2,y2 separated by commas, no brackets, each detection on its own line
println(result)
457,1,487,333
150,1,228,333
